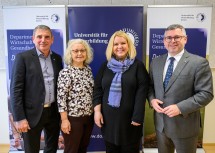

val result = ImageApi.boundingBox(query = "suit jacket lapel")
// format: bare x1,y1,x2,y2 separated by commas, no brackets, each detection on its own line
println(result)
31,49,44,81
159,54,168,93
165,51,190,92
50,53,58,85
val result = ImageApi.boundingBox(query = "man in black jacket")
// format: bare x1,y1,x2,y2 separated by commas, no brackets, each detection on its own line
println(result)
10,25,63,153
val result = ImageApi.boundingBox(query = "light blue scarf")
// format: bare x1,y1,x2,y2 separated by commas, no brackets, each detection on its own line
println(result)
107,57,134,107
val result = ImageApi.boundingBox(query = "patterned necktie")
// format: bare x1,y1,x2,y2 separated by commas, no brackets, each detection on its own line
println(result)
163,57,175,89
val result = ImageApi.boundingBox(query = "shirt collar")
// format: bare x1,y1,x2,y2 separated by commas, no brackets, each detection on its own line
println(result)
36,48,52,57
167,49,184,62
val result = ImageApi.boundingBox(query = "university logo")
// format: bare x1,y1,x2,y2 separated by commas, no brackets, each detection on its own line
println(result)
196,13,205,22
51,14,60,23
121,28,139,47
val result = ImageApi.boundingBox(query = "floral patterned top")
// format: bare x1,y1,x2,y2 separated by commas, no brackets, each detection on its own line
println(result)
57,65,94,117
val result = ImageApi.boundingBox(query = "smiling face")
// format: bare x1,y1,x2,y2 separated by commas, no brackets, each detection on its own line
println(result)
71,43,87,67
112,36,129,61
32,29,53,56
164,28,187,56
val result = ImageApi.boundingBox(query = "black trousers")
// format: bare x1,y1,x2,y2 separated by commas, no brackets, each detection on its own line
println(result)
22,104,60,153
62,115,94,153
105,140,141,153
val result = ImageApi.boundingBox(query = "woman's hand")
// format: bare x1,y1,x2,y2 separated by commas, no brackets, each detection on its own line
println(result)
94,104,104,128
131,121,141,126
61,119,71,134
94,111,104,128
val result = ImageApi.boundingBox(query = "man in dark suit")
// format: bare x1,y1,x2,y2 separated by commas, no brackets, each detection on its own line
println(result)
10,25,63,153
148,24,213,153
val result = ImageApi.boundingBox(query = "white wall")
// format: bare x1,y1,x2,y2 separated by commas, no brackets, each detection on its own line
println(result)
203,69,215,143
0,69,10,144
0,0,215,144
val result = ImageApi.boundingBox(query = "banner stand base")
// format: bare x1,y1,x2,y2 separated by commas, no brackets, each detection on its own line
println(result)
8,148,205,153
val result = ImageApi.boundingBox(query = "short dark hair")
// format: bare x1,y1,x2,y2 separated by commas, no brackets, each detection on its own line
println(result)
33,25,53,37
164,24,187,36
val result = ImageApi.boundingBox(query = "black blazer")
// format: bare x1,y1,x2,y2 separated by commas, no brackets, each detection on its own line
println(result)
10,48,63,128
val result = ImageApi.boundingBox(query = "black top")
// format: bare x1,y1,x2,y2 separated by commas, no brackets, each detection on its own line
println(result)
93,59,149,145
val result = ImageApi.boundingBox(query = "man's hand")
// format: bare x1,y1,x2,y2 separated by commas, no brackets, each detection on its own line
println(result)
151,99,164,113
15,119,30,133
163,104,181,117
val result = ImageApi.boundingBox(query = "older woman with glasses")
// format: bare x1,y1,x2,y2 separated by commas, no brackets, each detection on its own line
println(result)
57,39,94,153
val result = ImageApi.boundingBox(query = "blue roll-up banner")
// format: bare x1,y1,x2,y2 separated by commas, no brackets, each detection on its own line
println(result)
68,6,144,152
145,5,212,148
3,5,144,152
3,5,66,152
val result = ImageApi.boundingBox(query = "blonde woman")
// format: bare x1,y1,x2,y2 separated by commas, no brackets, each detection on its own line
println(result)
93,31,149,153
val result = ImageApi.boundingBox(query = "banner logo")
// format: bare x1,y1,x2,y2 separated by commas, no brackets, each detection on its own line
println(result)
196,13,205,22
51,14,60,23
122,28,139,47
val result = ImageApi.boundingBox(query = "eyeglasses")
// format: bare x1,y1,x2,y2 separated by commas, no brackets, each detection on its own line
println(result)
71,49,86,54
164,36,186,43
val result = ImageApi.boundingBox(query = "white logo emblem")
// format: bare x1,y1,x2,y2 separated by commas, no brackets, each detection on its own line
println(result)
122,28,139,47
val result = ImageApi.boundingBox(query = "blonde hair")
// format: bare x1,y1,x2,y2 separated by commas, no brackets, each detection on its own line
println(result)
106,31,136,61
64,39,93,66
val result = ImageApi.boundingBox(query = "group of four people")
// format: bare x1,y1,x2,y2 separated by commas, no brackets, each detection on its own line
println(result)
10,24,213,153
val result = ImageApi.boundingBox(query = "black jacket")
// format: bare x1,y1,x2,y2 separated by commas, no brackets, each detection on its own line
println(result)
10,48,63,128
93,59,149,145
